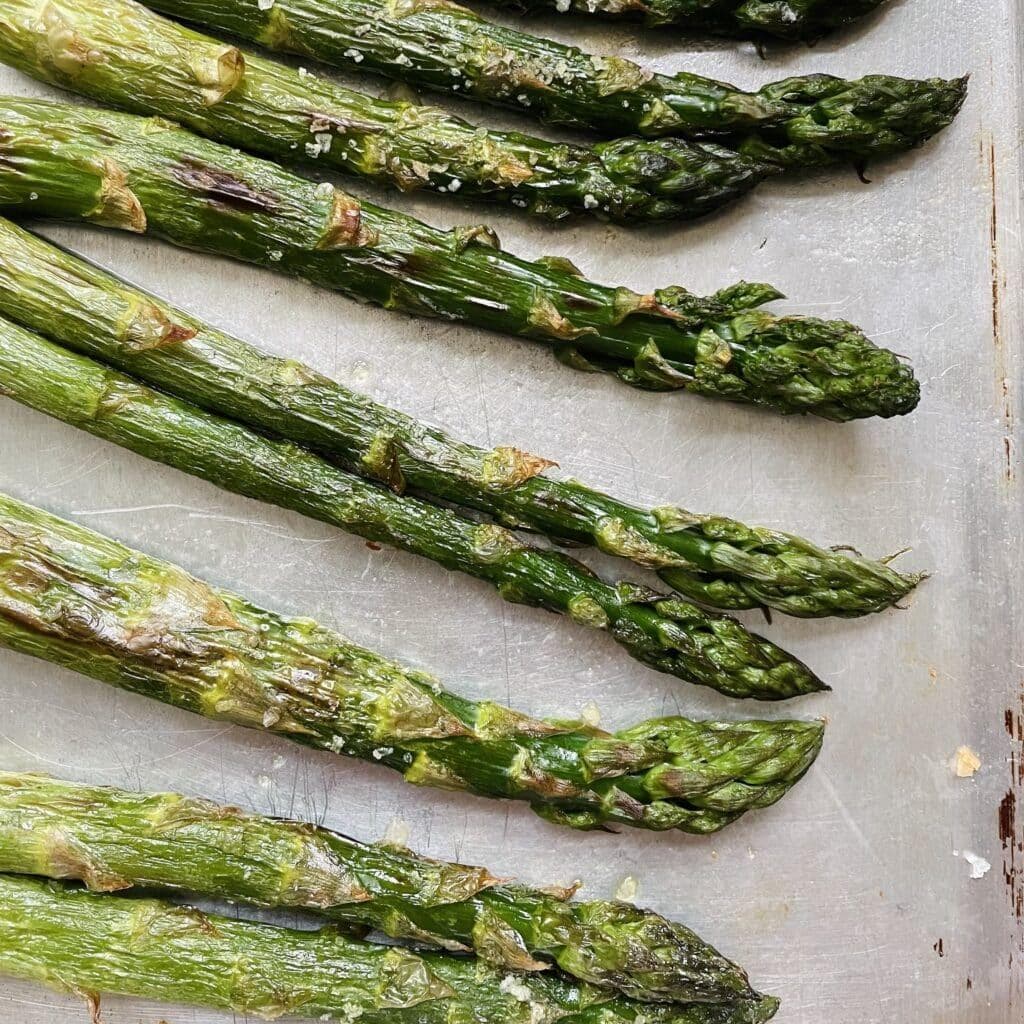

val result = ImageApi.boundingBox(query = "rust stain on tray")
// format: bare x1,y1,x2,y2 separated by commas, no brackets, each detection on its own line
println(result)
986,136,1015,483
1001,699,1024,943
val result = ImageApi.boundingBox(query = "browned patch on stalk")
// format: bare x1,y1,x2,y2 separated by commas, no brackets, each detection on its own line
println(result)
483,447,556,489
123,301,198,352
46,829,132,892
319,191,377,249
562,294,603,312
172,159,279,214
93,159,147,234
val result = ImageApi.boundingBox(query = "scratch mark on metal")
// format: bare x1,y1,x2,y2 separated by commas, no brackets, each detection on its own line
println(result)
816,769,883,868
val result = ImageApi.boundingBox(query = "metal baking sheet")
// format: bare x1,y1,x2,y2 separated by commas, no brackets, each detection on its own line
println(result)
0,1,1020,1020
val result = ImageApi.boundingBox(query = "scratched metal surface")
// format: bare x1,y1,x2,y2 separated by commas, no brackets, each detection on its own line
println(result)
0,1,1021,1020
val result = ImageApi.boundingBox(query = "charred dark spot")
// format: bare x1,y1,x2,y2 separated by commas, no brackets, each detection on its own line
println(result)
562,294,602,311
357,249,415,276
172,158,279,214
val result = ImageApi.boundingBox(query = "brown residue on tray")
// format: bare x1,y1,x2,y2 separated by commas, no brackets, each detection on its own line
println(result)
986,136,1016,483
1001,698,1024,925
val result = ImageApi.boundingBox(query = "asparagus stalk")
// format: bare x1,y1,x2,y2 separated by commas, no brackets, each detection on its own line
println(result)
0,772,759,1004
0,319,825,701
0,98,920,420
480,0,889,40
143,0,965,162
0,492,826,832
0,0,773,224
0,875,781,1023
0,218,922,617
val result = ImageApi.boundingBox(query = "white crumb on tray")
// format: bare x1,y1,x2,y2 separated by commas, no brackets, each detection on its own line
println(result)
954,849,991,879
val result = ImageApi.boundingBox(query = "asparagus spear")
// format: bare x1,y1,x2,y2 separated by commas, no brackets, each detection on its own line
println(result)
479,0,888,40
0,0,773,224
0,875,781,1023
0,491,826,831
143,0,965,161
0,319,824,701
0,98,920,420
0,772,759,1004
0,218,922,617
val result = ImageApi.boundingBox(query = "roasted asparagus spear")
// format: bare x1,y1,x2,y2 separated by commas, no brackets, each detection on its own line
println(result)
0,875,781,1022
0,771,758,1004
478,0,889,38
0,319,824,700
0,0,774,223
0,217,922,617
0,97,921,420
141,0,963,157
0,492,825,831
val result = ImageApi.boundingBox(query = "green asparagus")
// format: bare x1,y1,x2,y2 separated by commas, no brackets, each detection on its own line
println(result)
0,772,759,1004
0,218,922,617
144,0,964,163
481,0,889,40
0,0,773,224
0,320,824,700
0,492,826,831
0,875,780,1023
0,98,920,420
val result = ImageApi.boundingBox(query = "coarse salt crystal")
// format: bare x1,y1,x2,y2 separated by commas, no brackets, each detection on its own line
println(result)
383,818,411,845
615,875,638,902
